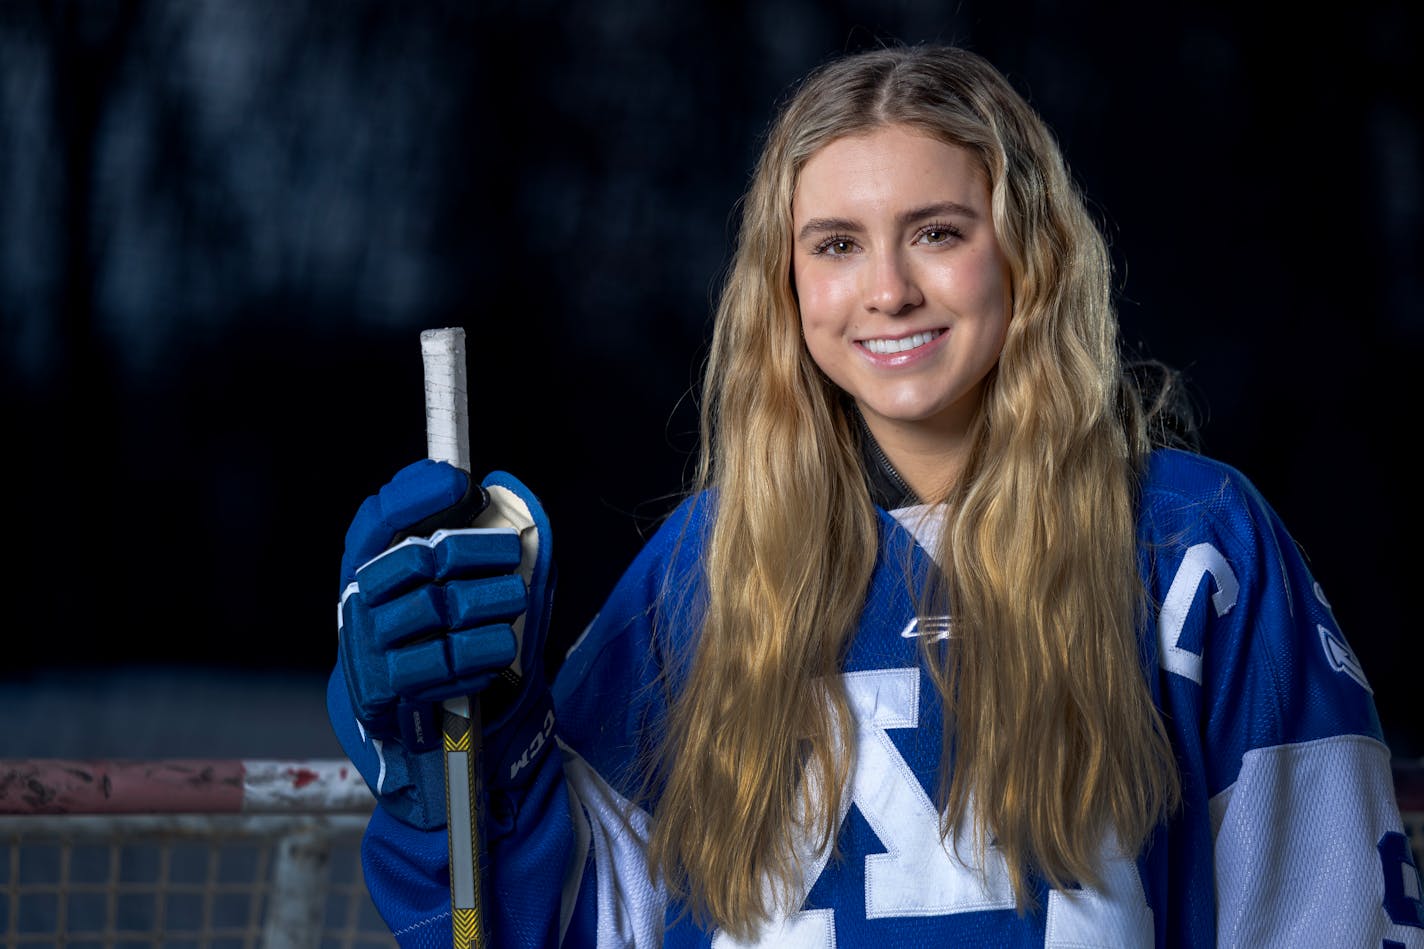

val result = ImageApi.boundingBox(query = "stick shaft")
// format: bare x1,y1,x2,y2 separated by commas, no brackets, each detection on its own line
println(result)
419,327,489,949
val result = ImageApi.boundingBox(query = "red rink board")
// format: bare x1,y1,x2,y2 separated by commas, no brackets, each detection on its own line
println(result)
0,758,371,814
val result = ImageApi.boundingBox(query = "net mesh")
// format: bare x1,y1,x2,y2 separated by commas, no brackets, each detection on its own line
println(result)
0,815,395,948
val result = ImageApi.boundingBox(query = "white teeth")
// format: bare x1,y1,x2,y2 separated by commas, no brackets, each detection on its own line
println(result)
862,330,943,355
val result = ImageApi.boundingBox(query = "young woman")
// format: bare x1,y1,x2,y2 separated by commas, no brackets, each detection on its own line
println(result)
329,44,1423,947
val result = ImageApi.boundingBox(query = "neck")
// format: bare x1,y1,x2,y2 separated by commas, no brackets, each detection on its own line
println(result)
853,405,971,506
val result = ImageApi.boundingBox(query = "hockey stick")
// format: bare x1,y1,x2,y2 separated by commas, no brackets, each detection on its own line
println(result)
420,327,490,949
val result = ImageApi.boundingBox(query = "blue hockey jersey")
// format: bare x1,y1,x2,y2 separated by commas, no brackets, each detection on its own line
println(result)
329,449,1424,947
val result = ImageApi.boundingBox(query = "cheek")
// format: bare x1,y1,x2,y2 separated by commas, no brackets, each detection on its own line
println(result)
940,251,1012,327
793,263,853,332
800,325,849,389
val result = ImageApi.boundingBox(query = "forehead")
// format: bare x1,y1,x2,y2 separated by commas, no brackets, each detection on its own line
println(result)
792,125,987,218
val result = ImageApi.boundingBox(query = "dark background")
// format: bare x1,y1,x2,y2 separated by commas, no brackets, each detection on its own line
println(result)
2,1,1420,760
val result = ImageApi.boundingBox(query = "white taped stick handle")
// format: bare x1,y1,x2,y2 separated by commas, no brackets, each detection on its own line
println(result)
421,329,471,472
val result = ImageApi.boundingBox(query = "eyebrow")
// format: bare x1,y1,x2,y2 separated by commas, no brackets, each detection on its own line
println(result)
796,201,980,242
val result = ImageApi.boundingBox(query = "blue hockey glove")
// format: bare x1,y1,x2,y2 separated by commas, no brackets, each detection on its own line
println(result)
334,459,558,829
339,459,502,748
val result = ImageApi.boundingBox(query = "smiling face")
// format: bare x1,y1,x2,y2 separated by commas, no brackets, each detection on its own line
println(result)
792,124,1012,493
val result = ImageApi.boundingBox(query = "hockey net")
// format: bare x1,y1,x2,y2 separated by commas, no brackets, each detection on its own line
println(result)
0,759,395,948
3,757,1423,946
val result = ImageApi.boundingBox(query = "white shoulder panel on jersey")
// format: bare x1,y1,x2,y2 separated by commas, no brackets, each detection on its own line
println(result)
1210,734,1424,947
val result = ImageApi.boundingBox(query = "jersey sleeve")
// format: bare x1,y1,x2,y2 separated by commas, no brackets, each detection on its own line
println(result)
1143,450,1424,947
547,493,713,946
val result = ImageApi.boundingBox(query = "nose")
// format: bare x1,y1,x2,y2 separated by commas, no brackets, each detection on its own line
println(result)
863,249,923,316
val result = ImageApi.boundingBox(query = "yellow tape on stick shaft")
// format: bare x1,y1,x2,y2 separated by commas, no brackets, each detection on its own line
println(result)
420,327,490,949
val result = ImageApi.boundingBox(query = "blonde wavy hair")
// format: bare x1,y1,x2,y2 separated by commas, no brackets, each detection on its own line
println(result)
645,43,1182,938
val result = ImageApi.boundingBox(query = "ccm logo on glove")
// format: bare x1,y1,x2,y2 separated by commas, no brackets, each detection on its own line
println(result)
509,709,557,782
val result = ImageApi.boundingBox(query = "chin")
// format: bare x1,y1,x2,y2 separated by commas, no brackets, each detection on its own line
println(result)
863,397,951,424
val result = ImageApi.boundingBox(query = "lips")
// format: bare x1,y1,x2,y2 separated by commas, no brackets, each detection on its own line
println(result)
858,329,945,355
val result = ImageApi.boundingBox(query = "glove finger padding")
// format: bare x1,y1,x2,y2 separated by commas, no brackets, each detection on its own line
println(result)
338,458,513,751
357,534,524,645
342,524,528,746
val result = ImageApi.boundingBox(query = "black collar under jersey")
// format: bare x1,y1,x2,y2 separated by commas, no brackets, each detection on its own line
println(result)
853,406,921,510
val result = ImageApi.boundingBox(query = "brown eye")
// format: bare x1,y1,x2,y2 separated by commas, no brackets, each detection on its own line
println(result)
917,223,963,246
813,234,857,256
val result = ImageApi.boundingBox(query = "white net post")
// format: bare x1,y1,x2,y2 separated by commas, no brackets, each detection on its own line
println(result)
263,826,330,949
